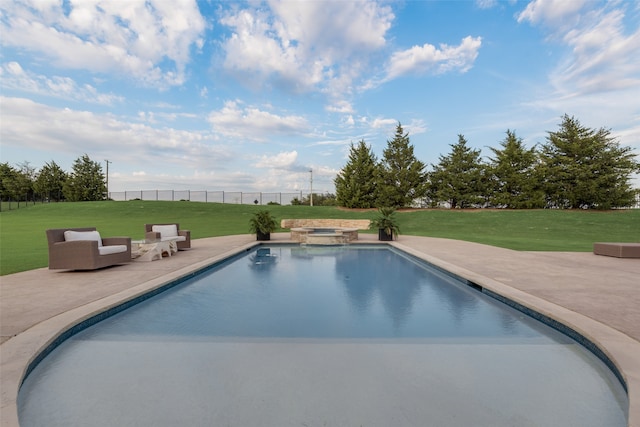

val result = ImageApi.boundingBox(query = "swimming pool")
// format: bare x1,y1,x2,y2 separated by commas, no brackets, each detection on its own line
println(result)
18,245,628,426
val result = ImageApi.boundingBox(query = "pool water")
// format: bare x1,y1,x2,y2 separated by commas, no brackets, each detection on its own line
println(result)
18,245,628,426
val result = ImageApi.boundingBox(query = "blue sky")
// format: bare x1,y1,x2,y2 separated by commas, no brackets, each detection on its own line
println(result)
1,0,639,194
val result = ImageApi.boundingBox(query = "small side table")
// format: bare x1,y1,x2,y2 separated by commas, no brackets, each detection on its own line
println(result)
132,239,178,261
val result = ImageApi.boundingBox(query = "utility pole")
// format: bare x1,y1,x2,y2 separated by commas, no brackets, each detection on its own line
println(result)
105,159,111,199
309,169,313,206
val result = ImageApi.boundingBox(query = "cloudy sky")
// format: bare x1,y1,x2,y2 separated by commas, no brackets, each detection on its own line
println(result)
1,0,639,194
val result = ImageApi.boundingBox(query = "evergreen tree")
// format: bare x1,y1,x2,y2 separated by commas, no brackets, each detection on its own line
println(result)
0,162,34,201
0,163,18,200
375,123,427,207
63,154,107,201
540,115,639,209
335,140,379,208
428,134,486,208
34,161,68,201
488,130,545,208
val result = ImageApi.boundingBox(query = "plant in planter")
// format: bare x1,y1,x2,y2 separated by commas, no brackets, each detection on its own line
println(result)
249,210,278,241
371,207,400,241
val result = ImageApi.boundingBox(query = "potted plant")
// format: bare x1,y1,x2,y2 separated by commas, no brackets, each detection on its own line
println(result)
371,207,400,241
249,210,278,241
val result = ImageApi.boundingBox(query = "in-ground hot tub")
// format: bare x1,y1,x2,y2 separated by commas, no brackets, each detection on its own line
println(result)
290,227,359,244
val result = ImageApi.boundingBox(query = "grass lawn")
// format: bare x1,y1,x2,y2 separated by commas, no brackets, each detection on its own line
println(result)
1,200,638,276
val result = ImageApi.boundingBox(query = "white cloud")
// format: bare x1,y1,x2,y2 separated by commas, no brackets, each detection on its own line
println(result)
207,100,310,141
343,115,356,126
362,117,427,141
219,1,393,98
553,7,640,94
254,151,298,169
516,1,640,149
405,119,429,137
326,100,355,114
1,61,123,104
370,117,398,129
385,36,482,81
267,0,391,56
475,0,498,10
251,150,324,191
0,96,231,170
137,110,199,124
0,0,206,87
517,0,587,27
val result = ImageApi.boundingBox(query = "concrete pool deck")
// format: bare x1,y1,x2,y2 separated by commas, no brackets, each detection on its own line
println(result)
1,233,639,426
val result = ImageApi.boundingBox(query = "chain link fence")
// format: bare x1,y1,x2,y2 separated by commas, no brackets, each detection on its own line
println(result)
108,190,309,206
2,190,639,211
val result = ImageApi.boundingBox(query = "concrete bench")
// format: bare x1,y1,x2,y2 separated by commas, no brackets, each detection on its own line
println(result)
593,242,640,258
280,219,371,229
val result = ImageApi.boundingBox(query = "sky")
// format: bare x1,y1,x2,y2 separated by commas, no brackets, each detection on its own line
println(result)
1,0,639,195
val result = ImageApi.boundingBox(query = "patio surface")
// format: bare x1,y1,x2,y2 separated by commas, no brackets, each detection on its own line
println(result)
1,233,639,426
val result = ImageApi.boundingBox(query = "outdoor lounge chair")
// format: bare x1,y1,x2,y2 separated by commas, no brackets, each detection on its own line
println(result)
144,223,191,250
46,227,132,270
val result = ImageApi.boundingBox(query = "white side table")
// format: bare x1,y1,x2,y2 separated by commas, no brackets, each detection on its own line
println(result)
132,239,178,261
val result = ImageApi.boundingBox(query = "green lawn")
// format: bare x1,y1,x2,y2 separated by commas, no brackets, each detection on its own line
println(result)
1,200,638,276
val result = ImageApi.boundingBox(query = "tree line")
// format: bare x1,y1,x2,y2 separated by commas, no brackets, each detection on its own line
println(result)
335,115,640,209
2,114,638,209
0,154,107,202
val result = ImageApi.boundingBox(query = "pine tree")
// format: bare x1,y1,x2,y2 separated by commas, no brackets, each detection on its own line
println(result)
63,154,107,201
428,134,486,208
540,115,639,209
34,161,68,201
375,123,427,207
334,140,379,208
0,162,34,201
488,130,545,208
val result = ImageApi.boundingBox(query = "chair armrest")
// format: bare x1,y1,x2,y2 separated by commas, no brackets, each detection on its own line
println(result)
145,231,161,242
179,230,191,248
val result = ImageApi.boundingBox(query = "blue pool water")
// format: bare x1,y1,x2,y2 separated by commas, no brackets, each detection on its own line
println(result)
18,245,628,426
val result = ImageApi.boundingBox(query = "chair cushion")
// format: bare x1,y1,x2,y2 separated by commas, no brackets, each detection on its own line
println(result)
160,236,186,242
152,224,178,237
64,230,102,247
98,245,127,255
